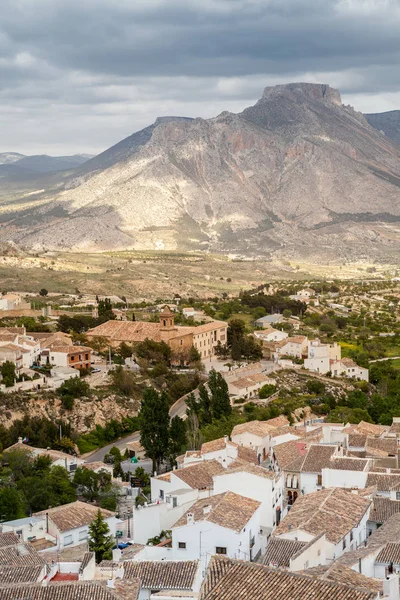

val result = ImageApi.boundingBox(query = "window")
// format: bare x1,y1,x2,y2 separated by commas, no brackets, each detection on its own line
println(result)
79,529,88,541
396,492,400,500
216,547,227,555
292,475,298,489
173,497,177,508
64,535,73,546
70,355,75,361
342,538,347,550
350,531,353,542
286,475,292,488
178,542,186,549
317,475,322,486
159,489,164,500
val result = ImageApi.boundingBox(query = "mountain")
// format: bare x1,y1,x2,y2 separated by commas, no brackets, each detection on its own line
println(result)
365,111,400,146
1,83,400,263
0,152,25,165
12,154,93,173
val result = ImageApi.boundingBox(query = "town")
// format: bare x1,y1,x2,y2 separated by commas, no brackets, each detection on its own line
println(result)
1,277,400,600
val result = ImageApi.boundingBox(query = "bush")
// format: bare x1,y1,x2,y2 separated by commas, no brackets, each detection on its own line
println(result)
259,384,277,399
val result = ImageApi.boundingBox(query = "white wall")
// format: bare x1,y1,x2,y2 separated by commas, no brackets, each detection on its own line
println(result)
322,468,368,490
55,516,118,549
213,471,283,530
304,356,330,375
172,510,261,571
289,534,327,571
300,472,320,495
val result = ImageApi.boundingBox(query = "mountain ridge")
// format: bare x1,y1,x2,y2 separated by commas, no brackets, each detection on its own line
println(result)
1,83,400,263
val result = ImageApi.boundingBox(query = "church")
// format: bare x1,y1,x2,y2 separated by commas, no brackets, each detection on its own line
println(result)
86,306,228,360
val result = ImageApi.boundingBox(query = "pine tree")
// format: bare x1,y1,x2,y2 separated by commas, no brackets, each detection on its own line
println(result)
208,369,232,419
139,388,170,473
198,384,212,425
169,416,187,465
231,334,242,361
88,510,114,563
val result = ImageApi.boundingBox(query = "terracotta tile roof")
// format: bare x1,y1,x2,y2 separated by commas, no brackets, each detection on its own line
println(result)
300,444,337,473
236,445,258,463
0,565,44,585
199,556,375,600
370,498,400,523
274,488,371,544
49,345,92,354
113,579,140,600
173,492,260,532
273,440,307,470
81,461,112,472
348,434,367,447
302,562,383,595
357,421,389,436
366,472,400,492
263,537,306,567
88,320,163,342
0,533,19,548
192,321,227,335
329,457,370,471
0,582,124,600
201,438,229,454
174,460,225,489
366,437,397,455
222,463,276,480
389,422,400,435
376,542,400,564
231,417,289,439
0,542,44,568
34,501,115,533
124,561,199,590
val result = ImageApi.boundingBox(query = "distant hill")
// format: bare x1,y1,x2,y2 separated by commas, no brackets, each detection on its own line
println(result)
365,111,400,146
14,154,93,173
0,152,25,165
0,83,399,264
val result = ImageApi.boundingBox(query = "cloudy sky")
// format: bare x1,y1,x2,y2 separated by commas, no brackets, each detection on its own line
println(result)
1,0,400,155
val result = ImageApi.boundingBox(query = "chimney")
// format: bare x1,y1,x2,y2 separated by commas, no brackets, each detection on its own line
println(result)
187,512,195,525
224,435,229,445
18,436,23,444
203,505,212,515
384,574,399,600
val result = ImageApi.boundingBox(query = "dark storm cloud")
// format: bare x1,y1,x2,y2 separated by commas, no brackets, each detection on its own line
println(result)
1,0,400,154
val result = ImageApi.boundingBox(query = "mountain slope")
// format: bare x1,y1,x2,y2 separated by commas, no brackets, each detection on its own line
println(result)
1,83,400,262
366,111,400,146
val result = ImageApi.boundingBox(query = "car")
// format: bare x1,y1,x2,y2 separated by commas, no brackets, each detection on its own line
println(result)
91,368,101,373
117,542,130,549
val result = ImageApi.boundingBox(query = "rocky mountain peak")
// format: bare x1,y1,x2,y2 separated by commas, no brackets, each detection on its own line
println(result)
261,82,342,106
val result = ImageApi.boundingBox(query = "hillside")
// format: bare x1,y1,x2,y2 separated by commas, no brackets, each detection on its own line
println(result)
1,83,400,263
366,111,400,146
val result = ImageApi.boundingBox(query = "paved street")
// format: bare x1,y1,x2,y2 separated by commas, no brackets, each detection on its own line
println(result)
85,393,188,463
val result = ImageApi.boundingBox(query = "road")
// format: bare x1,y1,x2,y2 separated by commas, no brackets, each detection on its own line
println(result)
85,392,189,463
370,356,400,363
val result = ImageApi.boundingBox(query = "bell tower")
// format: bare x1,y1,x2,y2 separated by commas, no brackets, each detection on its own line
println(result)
160,306,176,331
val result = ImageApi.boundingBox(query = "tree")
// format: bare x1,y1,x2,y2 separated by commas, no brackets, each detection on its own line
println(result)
231,334,242,361
259,384,277,399
208,369,231,419
1,361,16,387
88,510,114,563
39,288,48,297
98,298,115,322
189,345,201,363
74,467,101,502
169,416,187,465
118,342,133,359
58,377,90,410
139,388,170,472
283,309,292,318
0,487,26,521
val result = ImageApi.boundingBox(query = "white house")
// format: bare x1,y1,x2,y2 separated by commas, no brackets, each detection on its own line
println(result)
273,336,308,360
254,329,288,342
171,491,263,569
231,417,289,464
213,463,284,531
299,444,339,495
273,487,372,562
34,501,119,550
4,439,84,473
321,457,371,490
304,339,341,375
123,560,202,600
254,314,283,328
331,358,369,382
